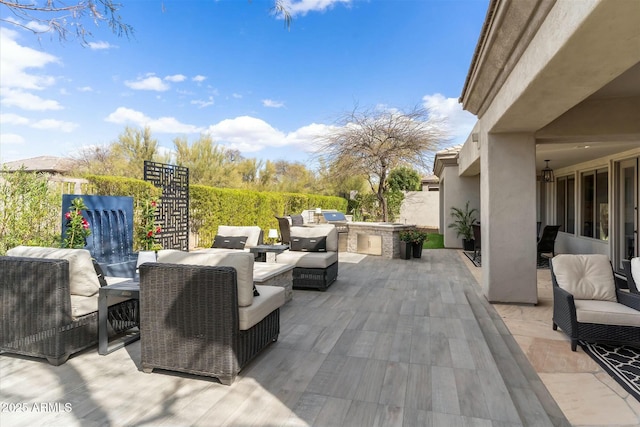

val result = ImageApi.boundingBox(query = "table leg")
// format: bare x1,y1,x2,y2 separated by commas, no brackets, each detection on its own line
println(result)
98,290,108,355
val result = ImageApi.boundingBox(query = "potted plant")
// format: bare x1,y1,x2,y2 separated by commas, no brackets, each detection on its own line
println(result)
448,201,478,251
62,197,91,249
410,230,428,259
137,198,162,270
398,230,414,260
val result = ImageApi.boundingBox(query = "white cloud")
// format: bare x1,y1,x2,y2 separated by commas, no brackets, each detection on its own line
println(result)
191,97,214,108
105,107,203,134
262,99,285,108
1,88,63,111
31,119,78,132
281,0,352,17
0,113,30,125
0,27,59,90
88,41,114,50
206,116,333,153
422,93,477,145
0,133,25,145
165,74,187,82
78,86,93,92
192,75,207,83
232,93,243,99
124,75,170,91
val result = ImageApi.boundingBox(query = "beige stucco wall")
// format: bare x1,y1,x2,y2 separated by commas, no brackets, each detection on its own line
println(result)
398,191,439,229
440,167,480,248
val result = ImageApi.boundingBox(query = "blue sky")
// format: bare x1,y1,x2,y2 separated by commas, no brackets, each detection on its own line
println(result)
0,0,486,169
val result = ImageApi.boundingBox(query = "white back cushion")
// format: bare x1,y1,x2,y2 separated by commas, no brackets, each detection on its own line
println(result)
157,249,255,307
552,254,616,302
7,246,100,297
631,257,640,287
217,226,262,247
290,225,338,252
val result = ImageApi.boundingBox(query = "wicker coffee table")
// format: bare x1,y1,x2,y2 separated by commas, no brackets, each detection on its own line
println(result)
253,262,294,302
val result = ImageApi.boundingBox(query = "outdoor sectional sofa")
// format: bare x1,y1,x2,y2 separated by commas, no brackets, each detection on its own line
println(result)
0,246,139,365
550,254,640,351
275,224,338,291
139,250,285,385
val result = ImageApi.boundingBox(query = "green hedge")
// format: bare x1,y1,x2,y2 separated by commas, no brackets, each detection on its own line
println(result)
190,185,347,248
0,171,347,254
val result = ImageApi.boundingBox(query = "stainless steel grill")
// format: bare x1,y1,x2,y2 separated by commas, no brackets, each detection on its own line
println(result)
321,212,349,233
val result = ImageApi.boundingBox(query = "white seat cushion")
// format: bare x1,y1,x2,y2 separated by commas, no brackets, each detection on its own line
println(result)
289,225,338,252
575,299,640,327
70,295,130,318
7,246,100,297
217,226,262,248
552,254,617,302
275,250,338,269
157,250,255,307
238,285,285,330
631,257,640,287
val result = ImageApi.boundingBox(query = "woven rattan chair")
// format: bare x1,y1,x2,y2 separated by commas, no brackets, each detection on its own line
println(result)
139,263,280,385
550,254,640,351
0,256,139,365
275,216,292,244
622,259,640,294
537,225,561,259
472,224,481,261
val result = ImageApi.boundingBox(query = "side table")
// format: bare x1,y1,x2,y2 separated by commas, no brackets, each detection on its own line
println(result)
98,280,140,355
249,244,289,262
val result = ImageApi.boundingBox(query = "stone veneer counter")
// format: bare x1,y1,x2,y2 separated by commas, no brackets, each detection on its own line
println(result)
345,222,415,259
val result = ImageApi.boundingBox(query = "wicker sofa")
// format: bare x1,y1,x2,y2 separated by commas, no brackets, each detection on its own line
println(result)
275,224,338,291
0,246,139,365
550,254,640,351
139,250,285,385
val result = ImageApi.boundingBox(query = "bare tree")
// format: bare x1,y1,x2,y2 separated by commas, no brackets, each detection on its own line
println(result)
0,0,133,44
1,0,291,44
315,106,447,221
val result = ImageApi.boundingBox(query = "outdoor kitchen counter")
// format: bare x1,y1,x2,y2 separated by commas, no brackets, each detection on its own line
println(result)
345,222,415,259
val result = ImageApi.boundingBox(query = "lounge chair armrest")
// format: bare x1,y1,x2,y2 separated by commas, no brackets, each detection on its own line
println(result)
617,289,640,311
552,284,577,332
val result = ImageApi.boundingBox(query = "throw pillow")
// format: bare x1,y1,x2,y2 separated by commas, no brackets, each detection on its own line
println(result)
212,235,247,250
291,236,327,252
92,259,108,287
253,284,260,296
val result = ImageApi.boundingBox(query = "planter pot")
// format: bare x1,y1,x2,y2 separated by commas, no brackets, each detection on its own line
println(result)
463,239,475,251
399,241,412,260
412,242,423,259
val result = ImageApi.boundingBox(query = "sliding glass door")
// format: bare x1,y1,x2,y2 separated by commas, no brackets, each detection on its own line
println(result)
616,157,639,272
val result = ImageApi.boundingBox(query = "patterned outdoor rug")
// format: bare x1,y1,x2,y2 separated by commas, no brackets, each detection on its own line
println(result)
579,341,640,402
463,251,550,269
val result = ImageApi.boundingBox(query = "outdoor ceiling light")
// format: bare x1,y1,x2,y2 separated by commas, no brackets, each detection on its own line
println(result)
541,159,555,183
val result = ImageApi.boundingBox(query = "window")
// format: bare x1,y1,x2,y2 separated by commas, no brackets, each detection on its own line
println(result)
580,169,608,240
556,176,575,233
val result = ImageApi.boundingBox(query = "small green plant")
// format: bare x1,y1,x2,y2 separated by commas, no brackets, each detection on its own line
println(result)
448,201,478,241
139,198,162,251
399,229,428,244
63,197,91,249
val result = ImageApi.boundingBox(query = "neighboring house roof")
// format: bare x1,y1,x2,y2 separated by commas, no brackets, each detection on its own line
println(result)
1,156,77,174
421,175,439,184
432,145,461,177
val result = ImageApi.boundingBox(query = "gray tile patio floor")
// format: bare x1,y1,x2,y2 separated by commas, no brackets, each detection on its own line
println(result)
0,250,569,426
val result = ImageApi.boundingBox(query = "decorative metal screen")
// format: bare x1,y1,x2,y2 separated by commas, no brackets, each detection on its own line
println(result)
144,161,189,251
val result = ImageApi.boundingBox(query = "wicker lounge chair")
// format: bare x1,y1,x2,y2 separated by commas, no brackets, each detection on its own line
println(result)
537,225,561,260
622,258,640,294
139,260,283,385
0,255,139,365
550,254,640,351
